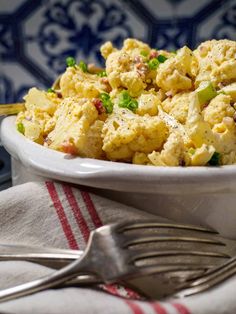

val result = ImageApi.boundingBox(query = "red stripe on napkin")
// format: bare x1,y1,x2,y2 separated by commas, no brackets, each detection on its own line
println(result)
125,300,145,314
80,190,145,301
102,284,119,295
171,303,191,314
123,286,142,300
150,302,168,314
62,185,90,243
46,182,78,250
80,191,102,227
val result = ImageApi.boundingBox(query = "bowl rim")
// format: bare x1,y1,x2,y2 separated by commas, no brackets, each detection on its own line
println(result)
2,115,236,194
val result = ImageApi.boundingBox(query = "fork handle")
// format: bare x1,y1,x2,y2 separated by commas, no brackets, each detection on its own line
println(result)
0,243,81,269
0,252,79,269
0,245,102,301
0,103,25,116
0,250,94,302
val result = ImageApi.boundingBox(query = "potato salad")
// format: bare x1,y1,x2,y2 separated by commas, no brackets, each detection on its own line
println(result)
16,38,236,166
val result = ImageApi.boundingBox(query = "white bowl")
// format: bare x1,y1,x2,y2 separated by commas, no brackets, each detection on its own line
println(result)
2,116,236,238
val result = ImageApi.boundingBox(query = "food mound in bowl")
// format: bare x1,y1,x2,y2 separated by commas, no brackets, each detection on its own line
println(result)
16,38,236,166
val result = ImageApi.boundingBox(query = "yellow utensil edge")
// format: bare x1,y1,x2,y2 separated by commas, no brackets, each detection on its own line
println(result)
0,75,62,116
0,103,25,116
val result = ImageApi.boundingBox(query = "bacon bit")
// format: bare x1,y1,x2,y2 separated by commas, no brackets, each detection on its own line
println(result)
149,50,158,59
44,137,52,146
202,103,208,109
87,63,103,74
133,56,142,63
135,63,144,70
165,91,173,97
100,77,112,93
218,82,227,88
56,92,62,98
180,159,186,167
100,77,109,84
136,70,146,79
233,112,236,123
92,98,105,114
61,140,77,155
135,63,148,77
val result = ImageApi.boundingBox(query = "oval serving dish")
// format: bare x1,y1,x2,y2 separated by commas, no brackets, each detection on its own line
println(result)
2,115,236,238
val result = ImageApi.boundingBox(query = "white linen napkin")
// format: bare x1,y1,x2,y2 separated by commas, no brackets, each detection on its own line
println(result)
0,181,235,314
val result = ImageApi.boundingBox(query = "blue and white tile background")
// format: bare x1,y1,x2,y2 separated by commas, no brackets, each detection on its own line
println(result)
0,0,235,104
0,0,235,189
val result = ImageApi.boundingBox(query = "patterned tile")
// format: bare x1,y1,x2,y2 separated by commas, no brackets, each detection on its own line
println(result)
125,0,235,49
0,0,235,103
0,64,43,103
196,1,236,44
22,0,146,83
0,0,24,14
140,0,209,18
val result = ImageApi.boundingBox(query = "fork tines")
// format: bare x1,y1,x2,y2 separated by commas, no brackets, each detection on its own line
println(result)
118,220,218,234
116,220,225,250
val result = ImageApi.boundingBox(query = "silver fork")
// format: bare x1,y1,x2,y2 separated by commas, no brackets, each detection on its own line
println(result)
0,244,82,269
0,220,230,303
174,255,236,298
0,221,231,267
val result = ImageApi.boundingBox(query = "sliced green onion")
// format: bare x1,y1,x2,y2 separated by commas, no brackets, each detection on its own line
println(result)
157,55,168,63
208,152,221,166
119,90,130,102
47,88,55,93
99,93,113,114
118,91,138,112
188,148,195,155
217,91,226,95
140,50,149,57
17,122,25,134
97,71,107,77
127,99,138,111
147,58,159,70
66,56,76,67
197,81,217,106
100,93,110,102
78,60,87,72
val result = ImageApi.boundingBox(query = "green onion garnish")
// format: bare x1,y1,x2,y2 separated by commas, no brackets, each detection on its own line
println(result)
197,81,217,106
99,93,113,114
127,99,138,111
140,50,149,57
188,148,195,155
47,88,55,93
147,58,159,70
78,60,87,72
97,71,107,77
157,55,168,63
118,91,138,112
66,56,76,67
208,152,221,166
17,122,25,134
